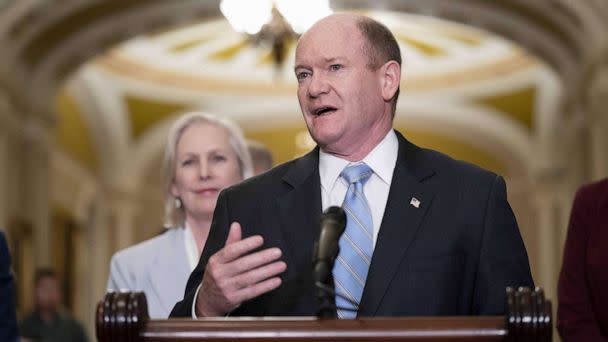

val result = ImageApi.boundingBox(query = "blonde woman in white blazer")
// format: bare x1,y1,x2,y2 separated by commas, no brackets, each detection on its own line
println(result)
107,112,253,318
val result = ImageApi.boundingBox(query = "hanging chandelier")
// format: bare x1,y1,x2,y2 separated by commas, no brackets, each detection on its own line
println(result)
220,0,333,70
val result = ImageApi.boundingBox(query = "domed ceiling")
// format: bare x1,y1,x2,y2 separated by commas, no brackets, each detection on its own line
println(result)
54,10,559,182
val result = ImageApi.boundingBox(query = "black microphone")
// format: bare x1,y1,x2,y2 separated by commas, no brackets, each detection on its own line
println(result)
314,206,346,285
313,206,346,318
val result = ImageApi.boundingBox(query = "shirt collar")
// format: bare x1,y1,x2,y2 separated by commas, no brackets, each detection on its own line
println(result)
183,222,198,271
319,129,398,191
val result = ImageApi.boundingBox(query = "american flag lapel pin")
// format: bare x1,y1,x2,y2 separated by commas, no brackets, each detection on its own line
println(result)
410,197,421,208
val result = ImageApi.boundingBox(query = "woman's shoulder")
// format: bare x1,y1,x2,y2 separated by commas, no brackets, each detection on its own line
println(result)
111,228,184,265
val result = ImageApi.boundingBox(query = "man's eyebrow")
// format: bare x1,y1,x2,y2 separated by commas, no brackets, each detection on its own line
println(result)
294,57,345,71
325,57,342,63
294,64,309,71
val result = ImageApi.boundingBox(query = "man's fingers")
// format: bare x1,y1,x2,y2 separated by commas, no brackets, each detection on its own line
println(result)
228,247,283,275
233,277,283,304
217,222,268,264
225,222,242,246
232,260,287,290
215,235,264,264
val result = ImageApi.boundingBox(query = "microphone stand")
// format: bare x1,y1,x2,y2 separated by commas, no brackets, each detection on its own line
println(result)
315,278,336,317
315,281,359,316
313,206,350,318
313,253,338,318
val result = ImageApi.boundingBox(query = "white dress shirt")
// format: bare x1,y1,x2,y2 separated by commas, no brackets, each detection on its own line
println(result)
192,129,399,318
319,129,398,247
183,223,200,272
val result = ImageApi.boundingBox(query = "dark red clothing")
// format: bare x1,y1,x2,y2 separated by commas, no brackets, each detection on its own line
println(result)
558,178,608,341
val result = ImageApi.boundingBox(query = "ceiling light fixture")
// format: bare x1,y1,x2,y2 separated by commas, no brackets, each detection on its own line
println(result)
220,0,332,71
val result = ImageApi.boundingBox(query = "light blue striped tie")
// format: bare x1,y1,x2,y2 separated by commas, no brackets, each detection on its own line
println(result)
333,163,373,318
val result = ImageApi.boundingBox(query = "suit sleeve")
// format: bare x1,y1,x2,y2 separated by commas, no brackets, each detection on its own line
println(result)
557,187,606,341
170,189,232,317
473,175,534,315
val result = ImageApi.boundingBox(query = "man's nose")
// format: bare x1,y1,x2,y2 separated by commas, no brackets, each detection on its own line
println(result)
308,74,329,97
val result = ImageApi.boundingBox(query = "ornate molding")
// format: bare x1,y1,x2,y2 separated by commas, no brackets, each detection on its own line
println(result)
1,0,606,114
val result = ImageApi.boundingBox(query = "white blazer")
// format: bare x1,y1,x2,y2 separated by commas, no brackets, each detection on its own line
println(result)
107,228,192,319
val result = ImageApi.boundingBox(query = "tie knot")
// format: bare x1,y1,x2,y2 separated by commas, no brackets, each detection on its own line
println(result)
340,163,373,185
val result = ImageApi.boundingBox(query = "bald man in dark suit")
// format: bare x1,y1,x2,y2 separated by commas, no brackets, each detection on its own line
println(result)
171,13,533,318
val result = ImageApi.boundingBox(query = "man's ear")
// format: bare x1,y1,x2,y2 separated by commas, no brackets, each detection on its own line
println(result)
380,60,401,101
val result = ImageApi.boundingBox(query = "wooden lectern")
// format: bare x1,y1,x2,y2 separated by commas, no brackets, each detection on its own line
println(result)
96,287,551,341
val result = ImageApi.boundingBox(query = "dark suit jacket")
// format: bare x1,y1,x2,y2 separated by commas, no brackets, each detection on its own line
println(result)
558,178,608,341
0,231,18,341
171,131,533,317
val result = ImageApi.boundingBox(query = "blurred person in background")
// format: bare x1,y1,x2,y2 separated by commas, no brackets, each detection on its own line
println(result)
107,112,253,318
0,231,18,342
558,178,608,341
247,139,274,175
20,268,87,342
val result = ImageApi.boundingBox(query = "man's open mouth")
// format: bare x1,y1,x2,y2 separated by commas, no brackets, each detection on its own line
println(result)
314,106,337,116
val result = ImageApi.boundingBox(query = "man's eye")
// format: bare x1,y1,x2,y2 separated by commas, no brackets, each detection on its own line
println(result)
296,71,311,81
330,64,343,71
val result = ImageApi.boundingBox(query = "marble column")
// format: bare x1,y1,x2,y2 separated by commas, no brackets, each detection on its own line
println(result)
83,193,110,339
0,92,21,231
503,178,536,274
587,63,608,180
108,191,139,251
532,180,560,298
531,150,579,304
20,116,53,267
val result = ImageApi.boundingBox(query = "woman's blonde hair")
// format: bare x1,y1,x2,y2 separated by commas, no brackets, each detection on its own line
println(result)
162,112,253,227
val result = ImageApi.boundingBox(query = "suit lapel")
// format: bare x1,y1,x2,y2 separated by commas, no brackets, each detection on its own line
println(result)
146,230,190,315
359,132,436,316
275,148,322,271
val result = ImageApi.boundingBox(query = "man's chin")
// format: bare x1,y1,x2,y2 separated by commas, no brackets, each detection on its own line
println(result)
312,136,339,151
309,127,343,145
316,139,350,156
